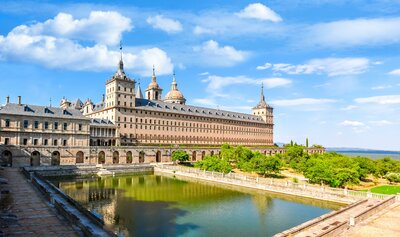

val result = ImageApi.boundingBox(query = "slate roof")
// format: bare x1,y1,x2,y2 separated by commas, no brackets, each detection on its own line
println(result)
90,118,116,127
0,103,89,120
135,98,265,123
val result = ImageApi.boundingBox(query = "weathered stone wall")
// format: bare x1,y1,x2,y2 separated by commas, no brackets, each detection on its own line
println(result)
0,144,324,167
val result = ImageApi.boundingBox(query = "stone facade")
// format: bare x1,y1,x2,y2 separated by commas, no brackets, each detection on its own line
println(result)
0,55,309,167
0,144,325,167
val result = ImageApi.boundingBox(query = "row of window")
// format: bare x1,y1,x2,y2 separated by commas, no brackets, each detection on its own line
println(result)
3,137,69,146
2,119,83,131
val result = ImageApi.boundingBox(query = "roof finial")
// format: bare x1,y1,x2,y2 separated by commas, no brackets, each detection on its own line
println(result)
173,71,176,82
49,97,52,107
260,82,265,102
119,40,123,59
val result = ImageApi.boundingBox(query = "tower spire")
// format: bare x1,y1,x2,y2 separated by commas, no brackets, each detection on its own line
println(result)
152,65,156,82
260,82,265,102
118,41,124,71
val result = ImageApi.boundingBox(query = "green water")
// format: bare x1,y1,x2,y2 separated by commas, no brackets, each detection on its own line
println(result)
51,173,342,237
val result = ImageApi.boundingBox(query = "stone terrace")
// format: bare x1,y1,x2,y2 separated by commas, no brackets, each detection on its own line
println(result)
0,168,80,237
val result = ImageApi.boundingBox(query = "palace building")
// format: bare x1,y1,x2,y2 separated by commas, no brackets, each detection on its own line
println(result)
82,55,274,147
0,54,283,167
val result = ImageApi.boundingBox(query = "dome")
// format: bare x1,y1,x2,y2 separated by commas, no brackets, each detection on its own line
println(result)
165,90,185,100
164,73,186,105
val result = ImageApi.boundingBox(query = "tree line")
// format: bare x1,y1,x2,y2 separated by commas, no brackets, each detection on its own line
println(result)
172,144,400,188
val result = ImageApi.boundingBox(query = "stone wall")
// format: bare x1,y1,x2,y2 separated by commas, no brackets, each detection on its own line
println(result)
0,144,324,167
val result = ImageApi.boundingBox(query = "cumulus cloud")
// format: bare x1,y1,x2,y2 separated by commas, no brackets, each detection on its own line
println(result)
202,75,291,91
236,3,282,22
13,11,132,45
355,95,400,105
270,98,336,106
257,57,370,76
0,11,174,76
193,40,249,67
388,69,400,75
305,17,400,48
146,15,183,33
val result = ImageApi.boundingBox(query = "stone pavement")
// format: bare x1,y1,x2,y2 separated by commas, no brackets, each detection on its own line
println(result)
342,202,400,237
0,168,81,237
293,198,384,237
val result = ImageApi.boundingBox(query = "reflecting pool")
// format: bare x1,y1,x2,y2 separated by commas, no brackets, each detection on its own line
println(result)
50,173,343,237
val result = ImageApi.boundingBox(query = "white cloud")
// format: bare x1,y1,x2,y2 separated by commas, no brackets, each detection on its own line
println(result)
355,95,400,105
270,98,336,106
191,10,284,36
193,40,249,66
371,85,393,90
260,57,370,76
0,11,173,76
256,62,272,70
341,120,365,127
13,11,132,45
340,105,358,111
340,120,369,133
369,120,394,126
146,15,183,34
236,3,282,22
202,75,291,91
306,17,400,47
199,72,210,76
388,69,400,76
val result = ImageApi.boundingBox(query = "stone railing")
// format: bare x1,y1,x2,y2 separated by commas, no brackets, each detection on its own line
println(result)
156,164,393,203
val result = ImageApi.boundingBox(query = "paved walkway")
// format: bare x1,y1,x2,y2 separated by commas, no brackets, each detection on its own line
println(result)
343,202,400,237
293,199,383,237
0,168,80,236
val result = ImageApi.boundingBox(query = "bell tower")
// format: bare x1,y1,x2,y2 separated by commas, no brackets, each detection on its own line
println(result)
145,66,163,101
252,83,273,124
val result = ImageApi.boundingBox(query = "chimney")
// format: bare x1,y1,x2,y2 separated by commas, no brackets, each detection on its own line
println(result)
6,96,9,105
18,96,21,105
102,94,105,103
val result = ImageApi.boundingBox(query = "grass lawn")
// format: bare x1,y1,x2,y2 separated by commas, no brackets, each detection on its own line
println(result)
366,185,400,194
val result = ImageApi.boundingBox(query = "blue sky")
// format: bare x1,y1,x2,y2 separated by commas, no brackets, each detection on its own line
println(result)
0,0,399,150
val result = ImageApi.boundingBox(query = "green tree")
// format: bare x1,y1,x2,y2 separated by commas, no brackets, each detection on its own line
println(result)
195,155,232,173
172,150,189,162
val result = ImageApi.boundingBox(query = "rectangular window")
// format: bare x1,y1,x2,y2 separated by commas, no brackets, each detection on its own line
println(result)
33,139,38,145
78,124,82,131
23,138,28,145
44,139,48,146
34,121,39,129
5,119,10,127
23,120,28,128
53,139,58,146
63,140,67,146
5,138,9,145
54,122,58,130
44,121,49,129
63,123,67,130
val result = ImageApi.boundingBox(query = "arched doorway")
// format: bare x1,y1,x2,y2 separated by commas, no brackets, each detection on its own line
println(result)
1,150,12,167
51,151,60,166
98,151,105,164
202,151,205,160
76,151,84,164
210,151,214,156
113,151,119,164
139,151,145,163
126,151,133,163
192,151,196,161
156,151,161,163
31,151,40,166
